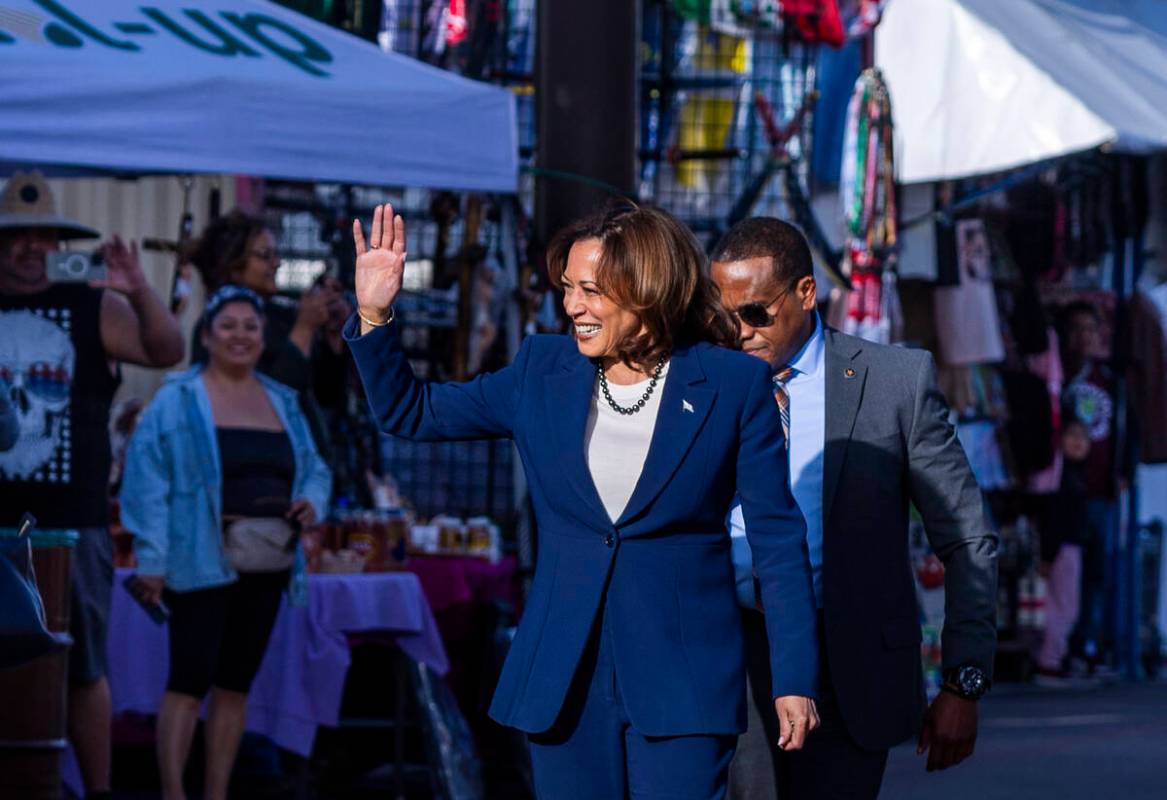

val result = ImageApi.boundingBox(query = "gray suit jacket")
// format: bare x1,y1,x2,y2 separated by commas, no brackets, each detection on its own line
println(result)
821,326,997,751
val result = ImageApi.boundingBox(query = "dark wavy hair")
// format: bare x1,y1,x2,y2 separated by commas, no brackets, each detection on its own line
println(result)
546,201,739,367
186,209,268,292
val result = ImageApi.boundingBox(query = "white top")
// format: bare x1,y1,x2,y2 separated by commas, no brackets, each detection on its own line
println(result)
585,363,670,523
730,314,826,607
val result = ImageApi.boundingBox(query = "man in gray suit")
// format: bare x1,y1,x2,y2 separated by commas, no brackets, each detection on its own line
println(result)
711,218,998,799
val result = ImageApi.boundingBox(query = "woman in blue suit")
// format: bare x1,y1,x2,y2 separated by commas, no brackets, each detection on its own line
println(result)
347,202,819,799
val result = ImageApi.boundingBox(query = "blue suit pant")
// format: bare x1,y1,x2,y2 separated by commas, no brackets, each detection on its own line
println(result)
527,602,736,799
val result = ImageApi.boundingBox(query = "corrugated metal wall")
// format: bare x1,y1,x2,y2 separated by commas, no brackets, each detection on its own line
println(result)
47,175,237,403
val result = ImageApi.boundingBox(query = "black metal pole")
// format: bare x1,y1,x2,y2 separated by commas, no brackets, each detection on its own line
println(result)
534,0,639,243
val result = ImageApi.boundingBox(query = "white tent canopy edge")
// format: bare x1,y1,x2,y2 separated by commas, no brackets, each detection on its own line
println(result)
0,0,517,192
876,0,1167,184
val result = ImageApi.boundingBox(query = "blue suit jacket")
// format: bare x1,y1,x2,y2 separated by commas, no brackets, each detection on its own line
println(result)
346,319,819,736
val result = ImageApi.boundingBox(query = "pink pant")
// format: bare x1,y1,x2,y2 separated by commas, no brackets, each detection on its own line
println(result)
1038,544,1083,670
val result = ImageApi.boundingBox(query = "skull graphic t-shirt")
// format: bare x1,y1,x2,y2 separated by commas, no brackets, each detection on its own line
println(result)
0,284,120,528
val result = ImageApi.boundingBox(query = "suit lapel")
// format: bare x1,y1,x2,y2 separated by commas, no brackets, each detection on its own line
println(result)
823,329,866,524
544,353,610,524
615,344,715,527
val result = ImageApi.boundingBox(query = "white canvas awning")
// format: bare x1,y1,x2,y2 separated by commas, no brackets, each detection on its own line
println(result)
0,0,517,191
876,0,1167,184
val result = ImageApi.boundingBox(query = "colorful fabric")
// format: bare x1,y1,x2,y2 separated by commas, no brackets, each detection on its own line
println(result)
781,0,845,46
772,366,794,445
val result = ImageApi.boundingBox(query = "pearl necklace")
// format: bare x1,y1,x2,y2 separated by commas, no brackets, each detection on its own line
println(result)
597,354,667,416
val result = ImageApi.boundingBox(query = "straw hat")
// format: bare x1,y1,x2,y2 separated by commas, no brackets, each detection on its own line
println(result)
0,171,99,240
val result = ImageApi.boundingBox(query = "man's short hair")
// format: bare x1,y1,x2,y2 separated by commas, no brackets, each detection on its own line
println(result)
711,217,813,287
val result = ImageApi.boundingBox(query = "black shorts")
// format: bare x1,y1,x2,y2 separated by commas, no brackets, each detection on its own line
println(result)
164,571,288,699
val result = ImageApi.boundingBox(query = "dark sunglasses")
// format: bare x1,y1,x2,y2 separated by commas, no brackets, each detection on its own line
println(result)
733,287,791,328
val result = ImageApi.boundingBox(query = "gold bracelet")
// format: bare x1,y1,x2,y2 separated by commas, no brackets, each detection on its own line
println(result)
358,306,395,328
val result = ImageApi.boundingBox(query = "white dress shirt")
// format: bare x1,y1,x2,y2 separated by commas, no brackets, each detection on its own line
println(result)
730,314,826,607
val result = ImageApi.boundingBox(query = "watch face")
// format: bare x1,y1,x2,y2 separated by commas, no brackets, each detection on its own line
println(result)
959,667,987,696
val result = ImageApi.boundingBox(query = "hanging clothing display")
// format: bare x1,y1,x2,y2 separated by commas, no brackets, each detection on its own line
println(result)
1001,369,1055,483
932,218,1006,367
673,0,783,31
1129,289,1167,463
782,0,845,46
843,0,888,38
1026,329,1065,494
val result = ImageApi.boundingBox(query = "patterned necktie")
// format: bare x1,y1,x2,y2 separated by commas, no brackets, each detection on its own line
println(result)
754,367,795,612
773,366,794,446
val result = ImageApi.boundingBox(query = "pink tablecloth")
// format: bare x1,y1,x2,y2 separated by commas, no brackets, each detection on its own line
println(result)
405,555,519,613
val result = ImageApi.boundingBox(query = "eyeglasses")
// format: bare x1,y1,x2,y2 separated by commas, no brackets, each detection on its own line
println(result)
248,248,280,263
733,287,791,328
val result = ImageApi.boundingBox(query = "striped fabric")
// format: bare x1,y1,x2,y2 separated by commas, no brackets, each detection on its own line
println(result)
772,366,794,446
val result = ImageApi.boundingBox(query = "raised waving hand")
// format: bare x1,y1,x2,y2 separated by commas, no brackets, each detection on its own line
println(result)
353,203,407,332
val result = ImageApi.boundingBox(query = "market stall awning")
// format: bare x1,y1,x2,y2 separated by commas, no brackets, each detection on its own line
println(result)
876,0,1167,184
0,0,517,192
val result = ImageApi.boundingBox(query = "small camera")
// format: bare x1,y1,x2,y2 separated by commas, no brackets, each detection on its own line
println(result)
46,250,107,283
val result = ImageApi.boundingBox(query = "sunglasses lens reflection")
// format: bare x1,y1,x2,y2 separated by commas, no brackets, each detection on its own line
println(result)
738,305,771,328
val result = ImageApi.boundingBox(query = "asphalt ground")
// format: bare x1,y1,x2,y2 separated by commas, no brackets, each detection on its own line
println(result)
881,681,1167,799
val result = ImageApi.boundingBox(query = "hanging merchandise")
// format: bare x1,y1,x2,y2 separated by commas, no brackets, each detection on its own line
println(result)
932,218,1006,367
673,0,782,31
840,68,897,269
838,67,898,342
447,0,469,46
844,0,888,38
377,0,398,53
781,0,845,47
896,183,937,281
1026,329,1066,493
419,0,450,61
675,31,749,194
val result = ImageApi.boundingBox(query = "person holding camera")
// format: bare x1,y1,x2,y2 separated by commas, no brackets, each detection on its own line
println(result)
0,170,184,799
119,284,330,800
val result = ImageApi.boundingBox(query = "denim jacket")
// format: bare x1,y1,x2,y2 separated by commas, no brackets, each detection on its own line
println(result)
119,367,331,603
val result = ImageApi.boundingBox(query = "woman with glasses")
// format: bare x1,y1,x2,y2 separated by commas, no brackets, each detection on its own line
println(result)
187,210,344,453
345,201,820,799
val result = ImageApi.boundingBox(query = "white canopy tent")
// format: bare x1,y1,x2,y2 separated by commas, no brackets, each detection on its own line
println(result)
876,0,1167,184
0,0,516,191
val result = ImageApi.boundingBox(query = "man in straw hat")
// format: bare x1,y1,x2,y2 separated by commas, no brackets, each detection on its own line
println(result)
0,171,184,799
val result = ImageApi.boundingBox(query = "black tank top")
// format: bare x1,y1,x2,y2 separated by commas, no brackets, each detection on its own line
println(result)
0,285,120,528
217,427,295,518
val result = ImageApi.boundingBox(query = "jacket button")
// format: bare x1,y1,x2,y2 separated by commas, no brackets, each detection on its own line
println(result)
603,534,615,548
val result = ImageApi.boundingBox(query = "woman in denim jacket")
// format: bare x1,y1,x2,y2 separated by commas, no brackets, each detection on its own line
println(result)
119,285,331,800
